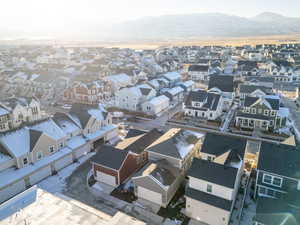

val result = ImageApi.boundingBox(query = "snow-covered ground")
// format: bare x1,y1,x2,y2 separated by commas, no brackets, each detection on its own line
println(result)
37,152,95,193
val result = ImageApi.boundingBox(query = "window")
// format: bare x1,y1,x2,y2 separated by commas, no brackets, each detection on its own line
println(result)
258,186,266,195
263,174,282,187
59,142,64,148
251,108,256,114
271,111,276,116
207,184,212,193
23,157,28,165
37,152,43,160
49,146,55,153
264,110,269,116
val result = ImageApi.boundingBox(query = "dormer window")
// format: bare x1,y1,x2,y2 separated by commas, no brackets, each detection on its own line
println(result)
263,174,282,187
264,110,269,116
49,146,55,153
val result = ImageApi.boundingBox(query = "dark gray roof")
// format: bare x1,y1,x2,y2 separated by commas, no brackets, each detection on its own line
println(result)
125,129,162,154
254,197,300,225
91,145,129,171
244,96,279,110
258,142,300,179
201,133,247,159
245,76,275,83
29,129,43,152
125,129,147,138
187,158,238,188
188,65,209,72
186,187,233,211
185,90,221,111
239,85,272,94
140,87,151,96
208,75,234,92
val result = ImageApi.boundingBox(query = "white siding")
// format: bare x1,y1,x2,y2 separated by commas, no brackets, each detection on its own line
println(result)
0,180,26,203
54,154,73,171
137,186,162,205
189,176,234,201
74,144,90,159
96,171,117,187
29,166,51,185
186,197,230,225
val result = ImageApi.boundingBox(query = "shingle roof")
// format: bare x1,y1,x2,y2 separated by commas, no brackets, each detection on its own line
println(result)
124,129,162,154
254,197,300,225
91,145,129,171
258,142,300,179
186,187,233,211
188,65,209,72
208,75,234,92
239,85,272,94
201,133,247,159
185,90,221,111
187,158,238,188
244,96,279,110
29,129,43,152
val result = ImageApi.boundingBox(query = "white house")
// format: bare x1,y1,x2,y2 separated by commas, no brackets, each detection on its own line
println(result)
183,90,224,120
115,84,156,111
141,95,170,115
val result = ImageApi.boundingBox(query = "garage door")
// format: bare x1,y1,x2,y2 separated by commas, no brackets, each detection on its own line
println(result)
54,154,73,171
137,186,162,205
74,144,90,159
29,166,51,185
96,171,117,187
0,180,26,203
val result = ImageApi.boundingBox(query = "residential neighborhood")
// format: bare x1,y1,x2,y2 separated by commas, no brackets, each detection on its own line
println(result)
1,42,300,225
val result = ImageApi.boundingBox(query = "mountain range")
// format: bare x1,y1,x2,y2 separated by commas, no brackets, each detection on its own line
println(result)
1,12,300,41
106,12,300,40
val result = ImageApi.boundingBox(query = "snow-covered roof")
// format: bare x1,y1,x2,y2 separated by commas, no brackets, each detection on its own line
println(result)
163,72,181,81
106,74,131,84
0,128,30,158
147,95,169,105
0,106,9,116
165,86,184,96
29,119,66,140
67,136,86,150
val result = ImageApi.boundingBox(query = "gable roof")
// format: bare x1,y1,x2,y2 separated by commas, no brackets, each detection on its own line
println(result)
187,158,238,188
244,96,279,110
201,133,247,159
146,129,202,160
124,129,163,154
91,145,129,171
185,90,221,111
208,75,234,92
239,85,272,95
258,142,300,179
29,129,43,152
188,65,209,72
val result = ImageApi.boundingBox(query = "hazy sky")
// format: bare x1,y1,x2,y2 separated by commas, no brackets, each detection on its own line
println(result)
2,0,300,31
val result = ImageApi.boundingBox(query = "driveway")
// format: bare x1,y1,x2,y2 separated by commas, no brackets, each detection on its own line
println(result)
63,158,119,216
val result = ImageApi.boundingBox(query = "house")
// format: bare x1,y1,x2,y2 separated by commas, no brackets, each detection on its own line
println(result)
115,84,156,111
255,142,300,200
183,90,224,120
132,129,204,209
178,80,195,92
274,85,299,100
253,197,300,225
235,96,287,131
68,103,117,149
238,84,273,99
162,72,181,87
92,129,162,187
188,65,210,81
185,157,243,225
253,142,300,225
141,95,170,115
105,74,133,91
199,133,247,162
0,103,117,203
208,75,235,110
163,86,184,104
0,97,43,132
